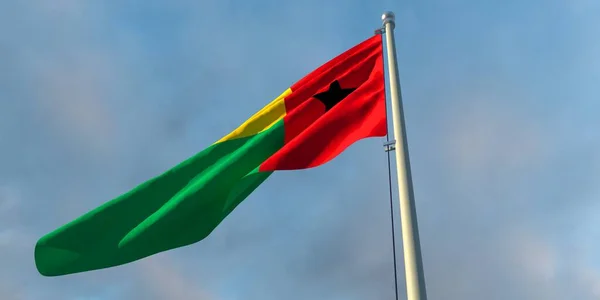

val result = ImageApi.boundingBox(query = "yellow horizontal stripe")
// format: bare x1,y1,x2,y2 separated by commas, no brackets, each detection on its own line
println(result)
214,88,291,144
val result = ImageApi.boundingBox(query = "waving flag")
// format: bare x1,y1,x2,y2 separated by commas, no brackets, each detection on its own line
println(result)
35,34,386,276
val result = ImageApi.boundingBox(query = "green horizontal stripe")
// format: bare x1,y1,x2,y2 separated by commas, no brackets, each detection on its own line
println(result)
35,119,285,276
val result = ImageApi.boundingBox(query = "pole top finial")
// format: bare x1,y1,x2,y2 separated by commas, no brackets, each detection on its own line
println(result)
382,11,395,26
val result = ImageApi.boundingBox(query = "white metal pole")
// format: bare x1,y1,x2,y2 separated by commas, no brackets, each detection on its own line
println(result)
381,11,428,300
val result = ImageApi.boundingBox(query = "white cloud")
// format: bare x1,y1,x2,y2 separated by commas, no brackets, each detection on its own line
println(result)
0,228,33,248
439,92,548,174
33,53,120,154
2,1,600,300
0,185,20,215
504,228,557,282
134,255,216,300
2,2,122,157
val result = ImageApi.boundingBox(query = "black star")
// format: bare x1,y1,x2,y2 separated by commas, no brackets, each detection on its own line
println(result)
313,80,356,111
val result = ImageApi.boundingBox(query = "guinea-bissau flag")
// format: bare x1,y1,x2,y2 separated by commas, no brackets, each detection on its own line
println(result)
35,34,386,276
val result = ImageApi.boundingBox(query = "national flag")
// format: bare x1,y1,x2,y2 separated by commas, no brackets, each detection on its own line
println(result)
35,34,386,276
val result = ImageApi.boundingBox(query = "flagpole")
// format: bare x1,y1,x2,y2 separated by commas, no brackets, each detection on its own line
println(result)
381,11,428,300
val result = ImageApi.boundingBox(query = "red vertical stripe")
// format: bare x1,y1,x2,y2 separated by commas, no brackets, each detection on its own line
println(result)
260,35,386,171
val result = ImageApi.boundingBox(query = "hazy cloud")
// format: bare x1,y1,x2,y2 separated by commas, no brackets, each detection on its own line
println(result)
1,0,599,299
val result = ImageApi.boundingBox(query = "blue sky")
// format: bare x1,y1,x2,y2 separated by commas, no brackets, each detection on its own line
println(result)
1,0,599,299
